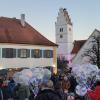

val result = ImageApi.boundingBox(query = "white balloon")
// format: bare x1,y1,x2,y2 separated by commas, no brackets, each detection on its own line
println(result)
13,72,22,83
75,85,87,96
18,75,30,85
72,63,99,87
21,69,33,78
13,67,51,86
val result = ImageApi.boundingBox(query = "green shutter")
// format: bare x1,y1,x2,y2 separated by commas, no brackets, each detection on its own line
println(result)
2,48,6,58
50,50,53,58
41,50,43,58
13,49,16,58
18,49,21,58
27,49,30,58
43,50,46,58
39,50,42,58
31,49,34,58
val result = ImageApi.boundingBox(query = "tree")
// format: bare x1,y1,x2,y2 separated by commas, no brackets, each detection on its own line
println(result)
57,57,69,75
82,34,100,68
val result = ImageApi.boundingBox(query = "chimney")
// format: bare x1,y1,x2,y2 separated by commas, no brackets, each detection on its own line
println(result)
21,14,25,27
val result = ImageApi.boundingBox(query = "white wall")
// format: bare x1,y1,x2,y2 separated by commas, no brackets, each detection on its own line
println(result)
55,8,73,58
0,43,54,69
72,30,100,65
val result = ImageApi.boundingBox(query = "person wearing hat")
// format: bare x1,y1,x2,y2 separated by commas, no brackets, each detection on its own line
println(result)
35,80,61,100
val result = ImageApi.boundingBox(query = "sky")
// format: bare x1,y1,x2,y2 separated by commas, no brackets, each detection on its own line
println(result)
0,0,100,42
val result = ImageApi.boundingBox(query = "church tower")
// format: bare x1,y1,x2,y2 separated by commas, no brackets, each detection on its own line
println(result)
55,8,73,59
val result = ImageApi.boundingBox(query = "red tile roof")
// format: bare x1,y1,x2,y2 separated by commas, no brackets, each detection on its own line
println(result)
71,40,86,54
0,17,57,46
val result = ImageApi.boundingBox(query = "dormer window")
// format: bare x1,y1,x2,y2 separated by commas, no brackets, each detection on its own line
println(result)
60,28,63,32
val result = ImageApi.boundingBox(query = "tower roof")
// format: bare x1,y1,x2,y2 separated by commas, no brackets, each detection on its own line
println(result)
59,8,72,25
0,17,57,46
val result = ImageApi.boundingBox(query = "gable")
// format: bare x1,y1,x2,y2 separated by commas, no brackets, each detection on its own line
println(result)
72,29,100,64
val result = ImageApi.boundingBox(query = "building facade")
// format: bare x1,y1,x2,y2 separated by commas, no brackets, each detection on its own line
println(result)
72,29,100,65
0,15,57,73
55,8,73,60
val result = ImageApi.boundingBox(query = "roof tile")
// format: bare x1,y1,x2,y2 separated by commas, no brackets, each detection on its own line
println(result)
0,17,57,46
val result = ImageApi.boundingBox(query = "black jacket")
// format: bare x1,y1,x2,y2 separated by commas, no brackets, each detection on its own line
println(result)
35,89,61,100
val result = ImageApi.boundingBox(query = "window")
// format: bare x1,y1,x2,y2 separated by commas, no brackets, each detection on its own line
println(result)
69,28,71,31
31,49,42,58
60,28,63,32
18,49,30,58
2,48,16,58
43,50,53,58
60,35,63,38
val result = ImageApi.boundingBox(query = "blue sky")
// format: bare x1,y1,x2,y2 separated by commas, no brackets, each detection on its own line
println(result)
0,0,100,42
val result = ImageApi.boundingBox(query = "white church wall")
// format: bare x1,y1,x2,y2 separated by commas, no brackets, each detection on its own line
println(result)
55,8,73,58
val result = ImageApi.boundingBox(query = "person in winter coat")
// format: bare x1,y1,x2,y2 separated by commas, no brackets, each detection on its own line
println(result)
17,83,30,100
8,79,15,98
62,76,71,93
0,88,3,100
87,80,100,100
50,74,59,88
0,79,3,100
2,81,9,100
55,81,68,100
35,80,61,100
68,75,77,93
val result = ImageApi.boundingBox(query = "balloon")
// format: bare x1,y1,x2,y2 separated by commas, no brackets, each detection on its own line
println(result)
18,75,30,85
75,85,87,96
72,63,99,89
21,69,33,78
13,67,51,87
96,69,100,81
13,72,22,83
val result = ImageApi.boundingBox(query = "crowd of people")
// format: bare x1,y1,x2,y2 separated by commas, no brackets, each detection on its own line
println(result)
0,68,100,100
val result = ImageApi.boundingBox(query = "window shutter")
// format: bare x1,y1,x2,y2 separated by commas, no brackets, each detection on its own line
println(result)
13,49,16,58
41,50,43,58
27,49,30,58
50,50,53,58
43,50,46,58
2,48,6,58
39,50,42,58
31,49,34,58
18,49,21,58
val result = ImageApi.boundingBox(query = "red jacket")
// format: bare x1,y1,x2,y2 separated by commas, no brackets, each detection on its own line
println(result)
88,86,100,100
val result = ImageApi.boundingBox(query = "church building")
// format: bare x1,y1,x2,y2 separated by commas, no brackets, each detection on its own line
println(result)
55,8,73,60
